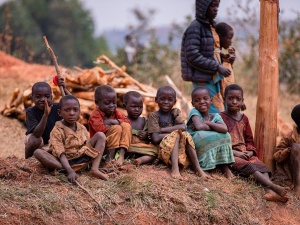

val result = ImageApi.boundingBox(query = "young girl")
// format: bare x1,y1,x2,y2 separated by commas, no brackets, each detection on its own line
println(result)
215,22,236,97
148,86,209,180
220,84,289,202
123,91,158,166
187,86,235,179
50,95,108,182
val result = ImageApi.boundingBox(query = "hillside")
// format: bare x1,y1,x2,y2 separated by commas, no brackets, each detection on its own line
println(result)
1,51,300,224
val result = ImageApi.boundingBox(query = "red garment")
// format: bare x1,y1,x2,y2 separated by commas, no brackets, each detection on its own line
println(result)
88,108,130,137
220,112,270,175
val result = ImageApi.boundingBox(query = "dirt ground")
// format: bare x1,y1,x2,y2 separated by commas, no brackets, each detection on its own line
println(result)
1,51,300,224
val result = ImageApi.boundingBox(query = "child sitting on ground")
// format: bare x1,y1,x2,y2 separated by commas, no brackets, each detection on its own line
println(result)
215,22,236,97
187,86,235,179
123,91,158,166
25,80,71,169
50,95,108,182
148,86,209,180
274,104,300,198
220,84,289,202
88,85,131,166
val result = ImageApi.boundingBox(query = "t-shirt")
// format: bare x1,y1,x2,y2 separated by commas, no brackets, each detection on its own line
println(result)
25,103,61,144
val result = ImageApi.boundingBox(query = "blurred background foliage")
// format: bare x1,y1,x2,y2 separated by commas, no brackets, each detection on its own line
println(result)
0,0,300,94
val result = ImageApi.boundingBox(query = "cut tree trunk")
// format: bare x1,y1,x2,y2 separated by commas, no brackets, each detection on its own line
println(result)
254,0,279,171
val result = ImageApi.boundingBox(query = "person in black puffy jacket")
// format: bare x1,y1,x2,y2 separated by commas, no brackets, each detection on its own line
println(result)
181,0,231,113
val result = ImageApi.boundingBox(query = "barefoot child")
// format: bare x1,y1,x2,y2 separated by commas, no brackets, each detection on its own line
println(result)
123,91,158,166
88,85,131,166
148,86,209,179
215,22,236,97
49,95,108,182
220,84,289,202
187,86,235,179
25,80,71,169
274,104,300,198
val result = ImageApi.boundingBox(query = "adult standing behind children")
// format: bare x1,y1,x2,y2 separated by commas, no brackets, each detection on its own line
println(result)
181,0,231,113
88,85,131,166
25,79,71,169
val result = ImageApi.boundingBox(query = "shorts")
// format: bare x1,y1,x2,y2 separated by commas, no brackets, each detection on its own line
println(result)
24,134,50,152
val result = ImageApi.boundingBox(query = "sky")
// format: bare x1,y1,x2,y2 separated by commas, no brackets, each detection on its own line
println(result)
80,0,300,36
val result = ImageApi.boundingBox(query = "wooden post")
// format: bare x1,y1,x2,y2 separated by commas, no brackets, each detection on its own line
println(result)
254,0,279,171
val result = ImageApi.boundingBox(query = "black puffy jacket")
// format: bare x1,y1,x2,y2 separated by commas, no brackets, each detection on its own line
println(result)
181,0,219,82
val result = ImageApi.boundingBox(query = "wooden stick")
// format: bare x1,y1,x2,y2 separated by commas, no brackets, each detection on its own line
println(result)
75,180,116,222
43,36,65,96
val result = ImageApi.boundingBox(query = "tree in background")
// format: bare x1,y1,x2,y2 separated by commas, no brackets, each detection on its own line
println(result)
0,0,110,67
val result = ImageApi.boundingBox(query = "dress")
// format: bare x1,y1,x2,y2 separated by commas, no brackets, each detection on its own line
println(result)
220,112,271,176
187,108,234,170
50,121,99,172
25,103,61,144
273,126,300,186
148,108,195,168
128,118,158,156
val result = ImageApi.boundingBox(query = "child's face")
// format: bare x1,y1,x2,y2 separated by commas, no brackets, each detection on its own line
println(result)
124,96,143,119
192,89,212,113
220,30,234,49
155,90,176,113
225,90,244,113
58,99,80,125
206,0,220,20
31,86,53,111
96,92,117,117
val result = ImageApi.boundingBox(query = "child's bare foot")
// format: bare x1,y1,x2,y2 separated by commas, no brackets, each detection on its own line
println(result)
196,171,213,180
88,169,108,181
264,189,288,203
272,184,289,199
132,158,141,167
115,155,124,166
224,170,235,180
294,185,300,198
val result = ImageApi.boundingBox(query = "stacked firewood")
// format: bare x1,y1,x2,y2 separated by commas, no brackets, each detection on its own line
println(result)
1,55,190,126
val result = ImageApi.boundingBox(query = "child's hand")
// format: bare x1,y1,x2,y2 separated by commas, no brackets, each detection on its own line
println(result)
57,77,66,88
105,119,119,125
138,130,148,140
217,65,231,77
234,151,249,160
245,151,254,158
67,171,78,183
44,98,53,116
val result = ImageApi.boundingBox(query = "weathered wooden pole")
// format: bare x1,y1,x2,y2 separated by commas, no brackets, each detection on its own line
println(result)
254,0,279,171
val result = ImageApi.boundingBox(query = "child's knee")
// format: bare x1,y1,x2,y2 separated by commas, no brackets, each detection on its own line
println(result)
94,132,106,141
26,135,43,147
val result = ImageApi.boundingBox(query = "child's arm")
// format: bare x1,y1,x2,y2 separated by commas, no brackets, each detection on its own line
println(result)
233,150,252,160
32,99,53,137
151,132,168,145
204,120,228,133
191,115,211,131
104,119,120,125
57,77,72,95
60,153,77,183
151,124,186,145
273,135,293,163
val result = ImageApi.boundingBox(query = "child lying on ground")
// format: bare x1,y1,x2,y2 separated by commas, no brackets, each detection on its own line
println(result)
148,86,209,180
220,84,289,202
123,91,158,166
50,95,107,182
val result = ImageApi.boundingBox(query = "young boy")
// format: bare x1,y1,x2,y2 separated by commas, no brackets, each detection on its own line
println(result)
123,91,158,166
49,95,108,182
24,79,70,169
88,85,131,166
274,104,300,198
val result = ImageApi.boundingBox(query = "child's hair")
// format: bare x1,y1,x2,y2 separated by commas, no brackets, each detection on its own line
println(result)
123,91,142,104
94,85,115,100
58,95,80,109
32,82,52,95
291,104,300,126
156,86,176,99
215,22,233,37
191,86,210,99
224,84,246,111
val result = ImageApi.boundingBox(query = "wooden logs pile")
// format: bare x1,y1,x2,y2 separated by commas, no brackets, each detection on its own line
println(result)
1,55,189,126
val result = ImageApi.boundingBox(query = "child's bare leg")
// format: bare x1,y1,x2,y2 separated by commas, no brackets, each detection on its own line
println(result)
133,155,156,166
290,144,300,197
252,171,289,202
25,136,42,159
88,132,108,180
185,143,211,180
220,164,235,179
170,136,182,179
33,149,63,170
115,147,126,166
105,149,116,164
